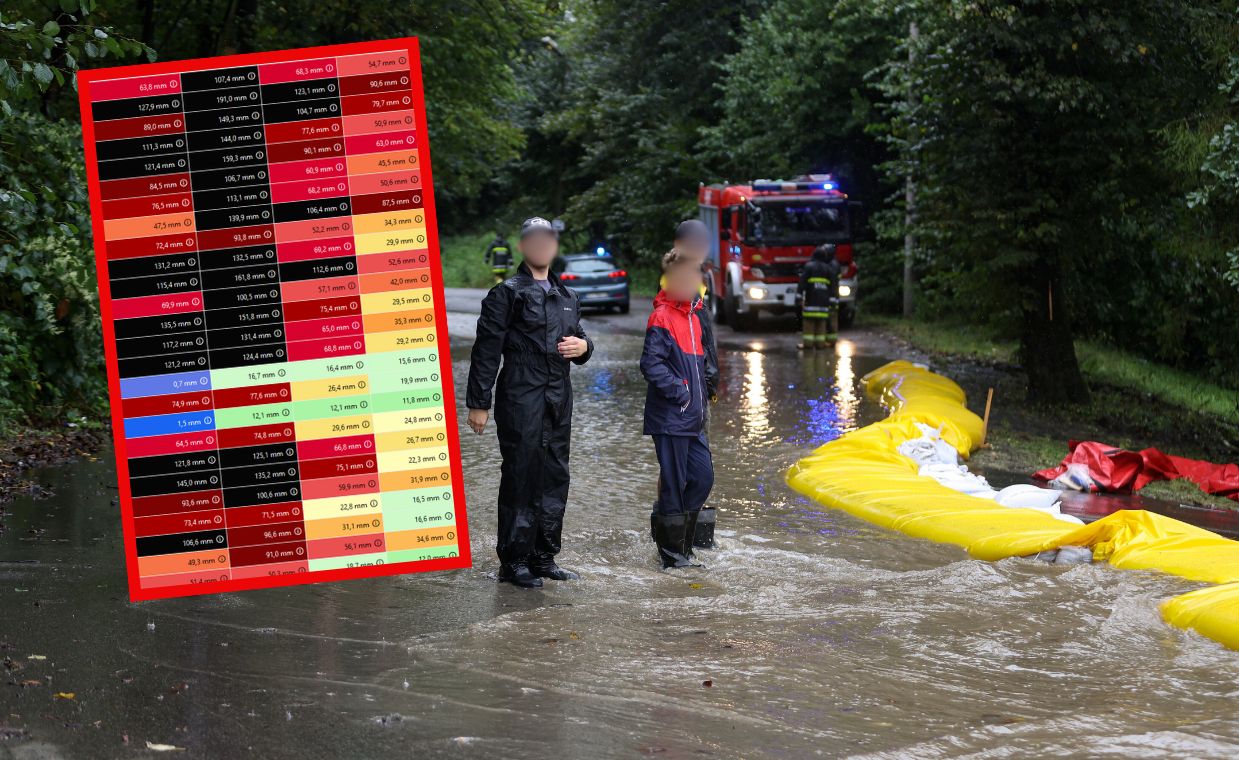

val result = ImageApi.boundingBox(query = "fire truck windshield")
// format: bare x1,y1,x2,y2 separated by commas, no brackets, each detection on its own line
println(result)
745,199,850,245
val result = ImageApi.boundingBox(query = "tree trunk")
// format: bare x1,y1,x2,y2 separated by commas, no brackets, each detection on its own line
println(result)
1019,265,1089,404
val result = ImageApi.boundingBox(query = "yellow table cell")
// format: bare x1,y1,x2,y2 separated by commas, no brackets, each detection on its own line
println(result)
377,446,449,472
353,229,428,256
361,288,433,314
371,408,445,434
375,429,446,452
290,374,370,401
365,327,437,354
300,494,383,522
351,209,427,235
385,526,458,552
295,414,373,440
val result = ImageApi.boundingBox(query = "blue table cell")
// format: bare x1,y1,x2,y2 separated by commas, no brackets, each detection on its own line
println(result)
120,371,213,399
123,410,217,439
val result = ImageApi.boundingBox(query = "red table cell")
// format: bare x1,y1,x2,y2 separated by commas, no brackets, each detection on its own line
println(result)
341,90,412,117
345,130,416,155
267,157,347,184
131,489,223,519
307,533,385,559
90,73,182,102
299,453,378,481
296,434,375,461
105,232,196,260
100,173,192,201
214,383,292,409
350,190,422,216
356,250,428,276
282,315,362,342
226,501,304,529
299,473,379,501
259,57,336,85
231,560,307,580
277,236,354,263
93,114,186,142
124,429,217,458
111,292,202,320
267,137,345,164
275,217,351,244
123,389,214,418
102,192,194,221
286,335,366,362
139,568,232,589
228,520,306,548
269,177,350,205
198,224,274,251
338,72,410,97
282,296,361,322
134,508,226,538
229,540,307,567
341,110,415,137
264,117,342,144
216,423,296,450
335,50,409,78
281,276,358,304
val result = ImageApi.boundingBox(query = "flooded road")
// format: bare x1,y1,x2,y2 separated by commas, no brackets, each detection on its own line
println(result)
2,291,1238,759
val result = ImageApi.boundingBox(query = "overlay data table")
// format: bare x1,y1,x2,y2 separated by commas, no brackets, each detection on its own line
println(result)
78,39,470,601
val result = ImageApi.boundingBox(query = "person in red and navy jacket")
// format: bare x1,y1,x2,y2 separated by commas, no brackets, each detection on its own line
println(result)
640,248,715,568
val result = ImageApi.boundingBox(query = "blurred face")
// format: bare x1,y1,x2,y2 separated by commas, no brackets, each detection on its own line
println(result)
664,262,701,302
676,234,708,266
519,232,558,270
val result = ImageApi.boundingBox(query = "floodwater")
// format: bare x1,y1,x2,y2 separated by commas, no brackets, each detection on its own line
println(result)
2,297,1238,759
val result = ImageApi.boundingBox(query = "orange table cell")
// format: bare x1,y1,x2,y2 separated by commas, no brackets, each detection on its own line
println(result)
385,526,458,553
359,269,432,294
379,466,451,493
356,249,429,275
346,151,419,177
103,213,196,240
275,216,353,243
137,548,230,577
342,109,415,136
362,308,435,334
304,513,384,541
139,568,232,589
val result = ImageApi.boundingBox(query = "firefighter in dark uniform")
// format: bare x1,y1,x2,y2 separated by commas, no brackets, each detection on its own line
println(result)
466,217,594,588
798,243,842,349
484,232,514,284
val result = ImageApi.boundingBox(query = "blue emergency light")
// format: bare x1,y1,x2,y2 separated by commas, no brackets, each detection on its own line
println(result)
596,246,606,255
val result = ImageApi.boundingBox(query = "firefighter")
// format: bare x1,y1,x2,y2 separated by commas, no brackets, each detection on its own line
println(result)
465,217,594,588
484,232,514,284
798,243,842,349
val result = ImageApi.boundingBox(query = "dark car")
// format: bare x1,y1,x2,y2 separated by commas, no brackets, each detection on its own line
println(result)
553,252,630,313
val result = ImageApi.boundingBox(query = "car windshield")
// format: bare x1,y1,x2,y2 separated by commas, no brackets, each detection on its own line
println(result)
565,258,616,273
745,200,850,245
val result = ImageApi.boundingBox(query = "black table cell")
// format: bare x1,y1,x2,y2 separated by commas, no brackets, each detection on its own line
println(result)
187,124,266,153
260,78,339,105
196,204,272,231
108,252,197,281
190,164,269,192
118,349,208,379
209,343,288,370
223,482,300,509
194,184,270,212
272,197,350,224
113,312,205,341
181,66,259,92
116,331,206,360
136,529,227,557
219,442,298,471
262,97,339,124
201,262,279,291
184,85,261,113
91,94,182,122
108,272,201,300
280,256,356,282
185,105,263,133
95,133,188,162
203,303,283,331
219,462,299,490
97,154,189,182
130,469,221,499
209,322,285,349
198,244,277,270
203,283,282,311
189,145,268,173
128,450,220,479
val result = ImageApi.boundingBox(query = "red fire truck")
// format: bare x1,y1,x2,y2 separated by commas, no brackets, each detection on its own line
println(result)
697,174,860,331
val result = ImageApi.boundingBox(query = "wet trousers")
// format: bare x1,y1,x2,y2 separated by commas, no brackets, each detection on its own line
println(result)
802,306,836,346
652,433,714,516
496,409,570,565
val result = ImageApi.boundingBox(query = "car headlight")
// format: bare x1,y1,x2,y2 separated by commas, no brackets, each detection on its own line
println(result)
747,286,768,300
838,284,852,297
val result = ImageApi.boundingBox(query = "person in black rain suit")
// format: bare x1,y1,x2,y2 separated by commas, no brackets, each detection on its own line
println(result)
484,232,514,284
798,243,842,349
465,217,594,588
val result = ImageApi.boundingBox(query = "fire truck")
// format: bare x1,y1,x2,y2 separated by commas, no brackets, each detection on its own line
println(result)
697,174,860,331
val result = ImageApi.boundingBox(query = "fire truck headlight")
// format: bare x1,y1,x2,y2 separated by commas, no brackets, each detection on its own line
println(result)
838,284,853,298
747,286,768,301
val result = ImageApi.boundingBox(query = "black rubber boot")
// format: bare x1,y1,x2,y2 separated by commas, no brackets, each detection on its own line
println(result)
651,513,700,569
692,507,716,549
683,509,701,560
498,563,543,588
530,556,580,581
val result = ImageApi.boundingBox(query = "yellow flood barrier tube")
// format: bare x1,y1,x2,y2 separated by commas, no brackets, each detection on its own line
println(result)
785,360,1239,650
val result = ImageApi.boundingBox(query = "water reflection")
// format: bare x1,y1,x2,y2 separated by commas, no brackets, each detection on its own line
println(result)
741,350,771,445
834,339,860,429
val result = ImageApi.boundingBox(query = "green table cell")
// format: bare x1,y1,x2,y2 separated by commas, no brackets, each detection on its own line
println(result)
379,487,455,532
307,553,387,572
213,401,294,429
387,546,459,565
210,362,293,390
367,389,443,415
293,395,371,422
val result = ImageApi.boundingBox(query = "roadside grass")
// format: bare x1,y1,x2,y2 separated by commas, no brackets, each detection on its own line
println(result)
862,314,1239,426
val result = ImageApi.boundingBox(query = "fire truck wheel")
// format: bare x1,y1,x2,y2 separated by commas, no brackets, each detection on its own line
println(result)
711,293,727,325
726,296,758,331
